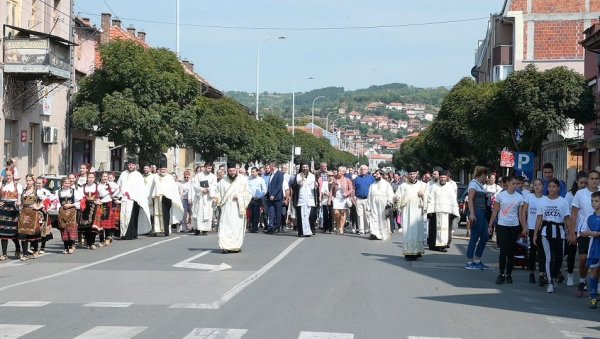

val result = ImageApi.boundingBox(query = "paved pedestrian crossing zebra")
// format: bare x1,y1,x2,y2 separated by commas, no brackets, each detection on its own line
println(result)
0,324,464,338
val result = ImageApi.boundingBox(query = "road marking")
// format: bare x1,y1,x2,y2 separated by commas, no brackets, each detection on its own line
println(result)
298,331,354,338
169,238,305,310
173,250,232,271
0,324,43,338
83,302,133,308
560,330,597,338
183,328,247,338
0,301,50,307
0,236,181,292
73,326,147,339
408,337,461,339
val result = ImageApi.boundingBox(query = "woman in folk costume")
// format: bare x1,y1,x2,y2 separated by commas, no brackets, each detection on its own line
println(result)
17,175,44,261
96,172,119,246
75,163,90,189
0,170,22,260
57,177,81,254
107,172,121,236
35,177,53,254
78,172,100,250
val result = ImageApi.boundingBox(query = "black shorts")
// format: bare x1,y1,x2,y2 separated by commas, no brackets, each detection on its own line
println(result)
578,236,591,255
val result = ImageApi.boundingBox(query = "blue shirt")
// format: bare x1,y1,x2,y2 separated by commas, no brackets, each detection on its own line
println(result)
543,179,567,198
262,173,271,189
248,176,267,199
586,213,600,261
354,174,375,199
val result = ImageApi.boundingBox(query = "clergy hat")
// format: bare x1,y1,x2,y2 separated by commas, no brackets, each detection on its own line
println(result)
433,166,443,173
226,161,237,169
158,156,168,169
125,154,138,164
439,170,449,176
406,168,418,173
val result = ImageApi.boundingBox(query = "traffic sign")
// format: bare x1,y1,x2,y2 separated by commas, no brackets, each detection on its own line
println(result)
500,150,514,167
514,152,535,181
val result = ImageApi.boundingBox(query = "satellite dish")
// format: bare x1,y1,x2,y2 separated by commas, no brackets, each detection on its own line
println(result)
470,66,479,78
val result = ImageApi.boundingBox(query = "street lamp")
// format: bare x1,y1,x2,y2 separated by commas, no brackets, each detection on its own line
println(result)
339,124,349,150
326,111,336,132
311,95,325,135
291,76,315,169
255,36,286,121
331,117,342,148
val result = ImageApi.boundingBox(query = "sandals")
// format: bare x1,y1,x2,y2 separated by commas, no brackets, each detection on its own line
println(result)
38,249,45,255
88,245,96,250
20,256,28,261
68,247,75,254
0,255,7,261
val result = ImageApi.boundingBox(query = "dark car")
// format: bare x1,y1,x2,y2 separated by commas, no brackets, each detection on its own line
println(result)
457,184,467,224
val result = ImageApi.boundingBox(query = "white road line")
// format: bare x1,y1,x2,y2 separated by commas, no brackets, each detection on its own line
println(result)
83,302,133,308
183,328,248,338
0,324,44,338
408,337,461,339
0,301,50,307
169,237,304,310
298,331,354,339
173,250,232,271
73,326,147,339
0,236,181,292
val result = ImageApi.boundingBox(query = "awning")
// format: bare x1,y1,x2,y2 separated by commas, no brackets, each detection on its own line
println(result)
3,24,76,46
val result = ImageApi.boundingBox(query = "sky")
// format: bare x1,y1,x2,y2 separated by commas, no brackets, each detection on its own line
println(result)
75,0,502,93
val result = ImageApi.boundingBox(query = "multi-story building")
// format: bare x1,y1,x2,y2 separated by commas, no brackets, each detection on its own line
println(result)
1,0,73,176
473,0,600,182
580,22,600,170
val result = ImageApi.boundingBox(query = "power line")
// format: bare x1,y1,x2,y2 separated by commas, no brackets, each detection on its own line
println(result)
102,0,118,18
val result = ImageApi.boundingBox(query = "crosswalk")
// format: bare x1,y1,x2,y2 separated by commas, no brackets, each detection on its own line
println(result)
0,325,464,338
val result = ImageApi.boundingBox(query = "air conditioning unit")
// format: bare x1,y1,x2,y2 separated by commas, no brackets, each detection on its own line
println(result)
42,127,58,144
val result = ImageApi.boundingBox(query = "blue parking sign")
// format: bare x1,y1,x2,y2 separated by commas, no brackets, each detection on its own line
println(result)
514,152,535,181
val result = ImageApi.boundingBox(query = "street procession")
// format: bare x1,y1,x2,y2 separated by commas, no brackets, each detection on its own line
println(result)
3,0,600,338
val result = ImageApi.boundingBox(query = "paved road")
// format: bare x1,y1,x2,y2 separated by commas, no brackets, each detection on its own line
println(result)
0,228,598,339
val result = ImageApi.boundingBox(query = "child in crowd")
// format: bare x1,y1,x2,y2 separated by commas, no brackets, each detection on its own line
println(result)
581,191,600,308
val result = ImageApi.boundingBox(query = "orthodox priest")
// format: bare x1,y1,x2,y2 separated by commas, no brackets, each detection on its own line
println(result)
395,169,427,260
190,162,217,236
142,165,157,226
295,162,317,237
368,170,395,240
216,162,251,253
426,170,460,252
117,157,152,239
152,159,184,236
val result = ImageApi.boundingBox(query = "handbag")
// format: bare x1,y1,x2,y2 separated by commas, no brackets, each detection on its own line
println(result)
344,198,353,209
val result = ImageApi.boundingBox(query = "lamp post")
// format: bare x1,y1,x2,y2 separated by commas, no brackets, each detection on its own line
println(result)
331,117,342,148
255,36,286,121
311,95,325,135
339,124,349,150
291,76,315,169
325,111,336,132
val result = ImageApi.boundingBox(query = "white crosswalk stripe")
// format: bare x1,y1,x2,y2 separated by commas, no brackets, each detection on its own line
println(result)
0,324,44,338
182,328,248,339
298,332,354,339
83,302,133,308
0,301,50,307
408,337,461,339
73,326,147,339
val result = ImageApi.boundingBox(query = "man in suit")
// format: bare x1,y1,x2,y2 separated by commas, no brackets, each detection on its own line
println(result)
265,161,284,234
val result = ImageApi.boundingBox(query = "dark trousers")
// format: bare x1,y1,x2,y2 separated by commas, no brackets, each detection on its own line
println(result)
542,236,564,281
1,239,20,255
427,214,453,250
496,225,521,275
281,204,288,230
321,205,332,232
162,197,172,236
267,200,282,232
349,205,358,229
296,206,317,236
249,198,262,232
260,198,268,227
123,202,140,240
83,230,96,246
565,241,577,274
528,229,545,272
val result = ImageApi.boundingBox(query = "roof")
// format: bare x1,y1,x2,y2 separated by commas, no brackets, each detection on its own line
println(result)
3,24,76,46
369,154,393,160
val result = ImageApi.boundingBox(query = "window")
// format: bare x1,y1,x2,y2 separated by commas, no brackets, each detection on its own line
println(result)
72,139,92,173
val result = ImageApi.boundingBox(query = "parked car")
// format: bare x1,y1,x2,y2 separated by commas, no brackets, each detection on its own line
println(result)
40,174,67,228
457,184,467,224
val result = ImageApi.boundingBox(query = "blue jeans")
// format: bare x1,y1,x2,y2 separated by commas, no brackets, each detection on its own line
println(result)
466,208,489,260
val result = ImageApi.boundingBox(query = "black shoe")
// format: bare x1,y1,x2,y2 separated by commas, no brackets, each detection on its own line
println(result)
557,273,565,284
529,272,536,284
194,230,200,236
505,275,513,284
495,275,506,285
249,230,258,233
539,274,548,286
202,231,207,236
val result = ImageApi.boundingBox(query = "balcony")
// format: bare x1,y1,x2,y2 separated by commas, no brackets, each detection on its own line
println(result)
3,25,74,80
492,45,513,66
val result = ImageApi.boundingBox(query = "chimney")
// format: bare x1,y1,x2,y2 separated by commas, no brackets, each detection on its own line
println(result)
182,60,194,72
127,25,136,36
112,18,121,28
100,13,111,44
137,30,146,42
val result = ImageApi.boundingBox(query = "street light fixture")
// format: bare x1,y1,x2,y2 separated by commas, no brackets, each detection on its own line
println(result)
291,76,315,170
255,36,286,121
326,111,336,132
331,117,342,148
311,95,325,135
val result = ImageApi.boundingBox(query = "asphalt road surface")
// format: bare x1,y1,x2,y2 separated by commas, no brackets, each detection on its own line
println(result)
0,227,598,339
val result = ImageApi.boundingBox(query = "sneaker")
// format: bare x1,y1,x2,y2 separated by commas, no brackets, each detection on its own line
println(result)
474,262,490,270
465,262,476,270
590,297,598,309
567,274,574,287
547,283,554,293
505,275,513,284
495,274,505,285
529,272,536,284
577,282,586,297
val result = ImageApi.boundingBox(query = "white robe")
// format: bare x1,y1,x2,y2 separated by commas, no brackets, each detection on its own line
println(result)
296,172,316,236
117,170,152,235
395,180,427,256
143,173,157,217
152,174,184,233
368,179,395,240
216,175,251,251
190,172,217,231
426,183,460,247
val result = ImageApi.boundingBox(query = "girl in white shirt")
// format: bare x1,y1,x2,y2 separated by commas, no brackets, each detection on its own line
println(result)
521,179,546,285
534,178,573,293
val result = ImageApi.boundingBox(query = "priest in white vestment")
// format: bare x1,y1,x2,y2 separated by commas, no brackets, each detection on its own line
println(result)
368,170,395,240
295,163,316,237
216,162,251,253
152,165,184,236
190,163,217,236
426,170,460,252
117,160,152,239
142,165,157,224
395,170,427,260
